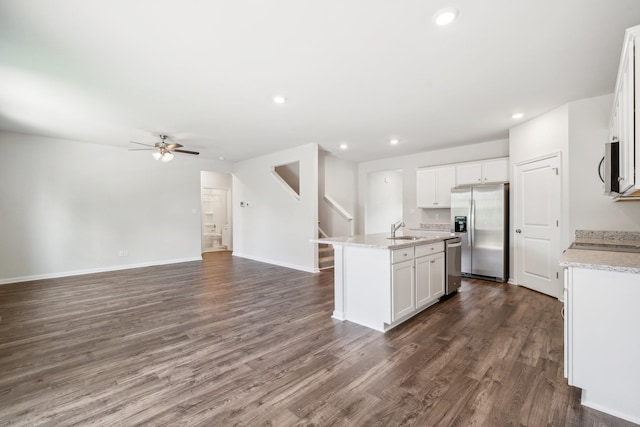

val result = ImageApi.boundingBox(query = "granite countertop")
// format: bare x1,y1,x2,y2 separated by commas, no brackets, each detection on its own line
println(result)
560,230,640,274
312,231,457,249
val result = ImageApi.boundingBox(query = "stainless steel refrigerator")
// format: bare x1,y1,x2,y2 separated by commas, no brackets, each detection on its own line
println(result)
450,183,509,282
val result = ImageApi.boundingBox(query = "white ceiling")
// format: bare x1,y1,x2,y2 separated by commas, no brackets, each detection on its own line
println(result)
1,1,640,163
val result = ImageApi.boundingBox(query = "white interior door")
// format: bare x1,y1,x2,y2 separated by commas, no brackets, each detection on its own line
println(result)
514,155,561,298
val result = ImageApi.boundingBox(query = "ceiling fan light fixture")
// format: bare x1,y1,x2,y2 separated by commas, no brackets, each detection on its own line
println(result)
161,152,174,162
152,151,162,160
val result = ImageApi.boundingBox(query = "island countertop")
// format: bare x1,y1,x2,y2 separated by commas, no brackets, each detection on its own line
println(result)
311,231,458,250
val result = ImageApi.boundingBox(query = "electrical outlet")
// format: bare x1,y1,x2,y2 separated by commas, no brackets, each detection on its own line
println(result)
435,213,440,220
123,250,129,257
118,250,124,257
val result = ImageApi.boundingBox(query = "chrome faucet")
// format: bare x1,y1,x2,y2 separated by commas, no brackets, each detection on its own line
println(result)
391,220,405,239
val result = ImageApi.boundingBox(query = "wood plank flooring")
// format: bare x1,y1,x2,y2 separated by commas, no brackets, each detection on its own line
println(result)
0,252,635,426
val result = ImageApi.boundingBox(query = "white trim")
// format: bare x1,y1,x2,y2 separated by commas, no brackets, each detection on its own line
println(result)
323,194,355,236
581,392,640,425
232,252,319,273
513,151,562,167
0,256,203,286
270,168,301,201
323,194,354,220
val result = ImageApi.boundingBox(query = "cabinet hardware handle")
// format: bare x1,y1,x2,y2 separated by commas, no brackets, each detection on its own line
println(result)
618,176,624,182
430,260,435,264
516,229,522,233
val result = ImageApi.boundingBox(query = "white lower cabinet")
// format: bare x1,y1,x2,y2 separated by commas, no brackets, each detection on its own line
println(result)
564,267,640,424
391,243,444,322
428,252,445,301
391,259,415,321
337,241,447,333
415,252,445,309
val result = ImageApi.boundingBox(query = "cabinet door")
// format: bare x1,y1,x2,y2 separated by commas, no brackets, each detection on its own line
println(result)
428,252,445,300
481,158,509,183
391,259,415,321
415,255,431,309
416,168,437,208
619,40,635,193
435,167,456,208
456,162,482,185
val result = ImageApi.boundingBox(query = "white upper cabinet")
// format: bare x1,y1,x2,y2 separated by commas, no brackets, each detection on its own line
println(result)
416,166,456,208
455,158,509,185
455,162,483,185
482,158,510,183
611,25,640,198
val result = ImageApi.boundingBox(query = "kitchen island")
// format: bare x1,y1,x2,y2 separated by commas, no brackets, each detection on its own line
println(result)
313,231,456,332
560,231,640,424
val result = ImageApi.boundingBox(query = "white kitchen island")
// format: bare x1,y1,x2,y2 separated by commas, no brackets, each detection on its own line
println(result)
313,231,456,332
561,236,640,425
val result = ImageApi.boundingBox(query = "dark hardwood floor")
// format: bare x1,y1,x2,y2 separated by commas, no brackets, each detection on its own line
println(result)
0,252,634,426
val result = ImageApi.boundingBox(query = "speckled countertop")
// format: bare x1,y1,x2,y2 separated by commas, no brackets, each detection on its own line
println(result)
560,230,640,274
311,231,457,249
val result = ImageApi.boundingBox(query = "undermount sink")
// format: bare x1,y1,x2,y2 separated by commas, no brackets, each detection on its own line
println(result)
387,235,423,240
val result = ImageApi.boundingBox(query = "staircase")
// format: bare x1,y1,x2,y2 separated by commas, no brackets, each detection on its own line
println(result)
318,244,334,270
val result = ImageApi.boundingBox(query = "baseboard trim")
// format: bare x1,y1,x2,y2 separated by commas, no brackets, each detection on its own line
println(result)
232,252,318,273
581,392,640,425
0,256,203,285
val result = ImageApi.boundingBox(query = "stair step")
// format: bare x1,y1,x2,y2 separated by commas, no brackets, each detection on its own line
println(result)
319,255,334,269
319,247,333,254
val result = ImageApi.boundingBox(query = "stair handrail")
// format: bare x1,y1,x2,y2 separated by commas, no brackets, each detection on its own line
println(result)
318,225,329,238
323,194,355,236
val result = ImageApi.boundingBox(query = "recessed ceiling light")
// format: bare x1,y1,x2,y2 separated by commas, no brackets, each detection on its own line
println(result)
219,156,225,160
273,95,286,104
433,7,459,26
512,113,524,119
390,139,399,145
340,143,348,150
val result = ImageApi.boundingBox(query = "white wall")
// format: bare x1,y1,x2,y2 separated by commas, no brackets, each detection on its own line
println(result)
508,93,640,286
318,151,357,237
201,171,232,189
509,104,570,281
568,94,640,232
232,143,318,272
357,139,509,233
0,131,232,284
365,170,403,234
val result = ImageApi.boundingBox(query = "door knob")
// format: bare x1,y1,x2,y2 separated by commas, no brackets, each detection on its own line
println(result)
516,229,522,233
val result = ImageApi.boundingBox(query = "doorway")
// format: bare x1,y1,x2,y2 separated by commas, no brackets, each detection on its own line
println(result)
365,169,403,234
514,154,561,298
200,171,232,253
201,188,230,252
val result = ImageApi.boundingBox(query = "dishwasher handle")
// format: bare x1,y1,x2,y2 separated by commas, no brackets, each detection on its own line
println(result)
447,242,462,248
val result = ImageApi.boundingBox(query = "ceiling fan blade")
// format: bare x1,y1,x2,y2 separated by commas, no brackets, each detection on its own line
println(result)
129,141,156,148
174,149,200,155
166,143,183,150
128,148,156,151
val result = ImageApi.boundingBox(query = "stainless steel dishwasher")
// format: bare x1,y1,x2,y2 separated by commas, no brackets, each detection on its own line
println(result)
445,237,462,295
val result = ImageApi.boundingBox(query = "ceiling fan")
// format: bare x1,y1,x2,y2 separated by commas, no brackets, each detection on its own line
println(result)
129,134,199,162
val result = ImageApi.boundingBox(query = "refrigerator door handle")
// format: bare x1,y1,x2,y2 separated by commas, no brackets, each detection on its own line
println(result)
470,200,475,246
467,201,473,246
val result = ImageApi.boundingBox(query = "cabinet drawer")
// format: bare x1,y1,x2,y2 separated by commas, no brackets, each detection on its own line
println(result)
415,242,444,257
391,247,414,264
